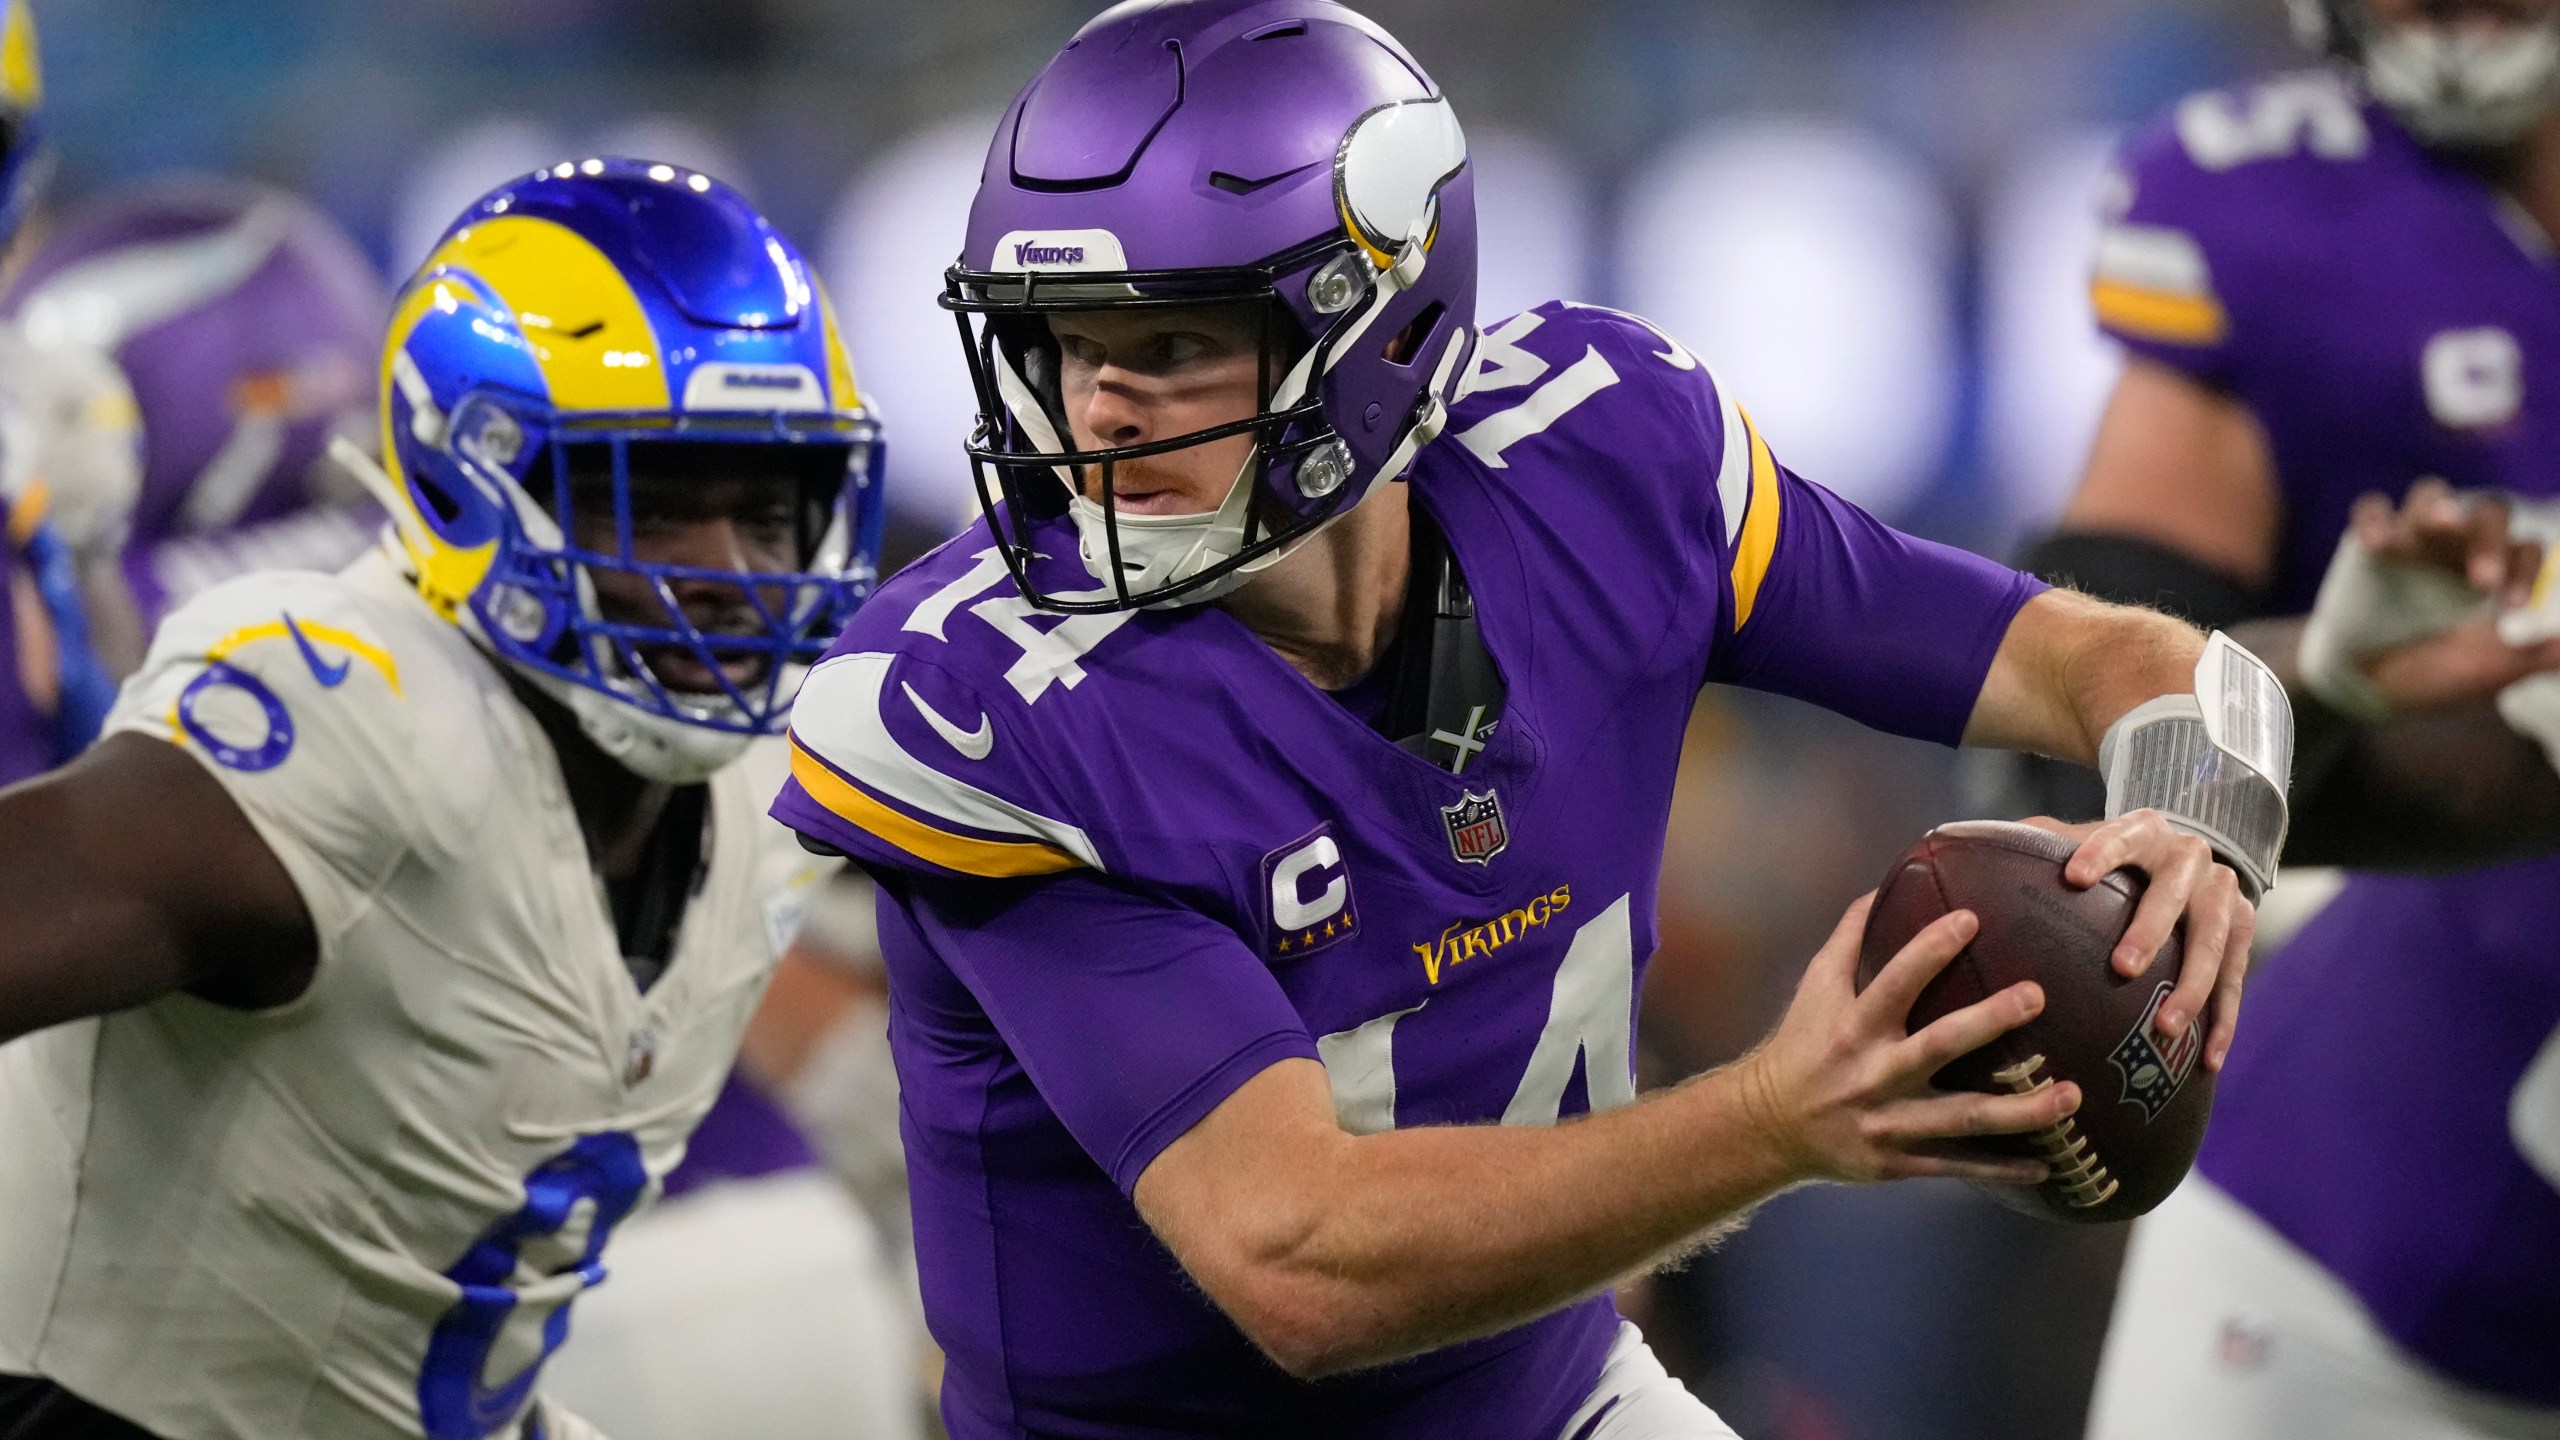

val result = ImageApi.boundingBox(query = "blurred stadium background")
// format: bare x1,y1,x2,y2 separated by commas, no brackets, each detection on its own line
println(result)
33,1,2298,1435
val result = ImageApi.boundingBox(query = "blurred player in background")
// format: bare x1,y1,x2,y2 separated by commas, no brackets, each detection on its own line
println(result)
775,3,2279,1436
0,161,885,1440
2003,0,2560,1433
0,177,390,649
0,0,124,786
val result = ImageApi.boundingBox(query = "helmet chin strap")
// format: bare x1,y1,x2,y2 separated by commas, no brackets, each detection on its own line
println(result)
1066,443,1269,607
516,663,759,785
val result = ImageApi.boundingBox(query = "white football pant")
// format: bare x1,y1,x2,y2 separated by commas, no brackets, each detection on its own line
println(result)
2088,1177,2560,1440
539,1170,923,1440
1558,1321,1741,1439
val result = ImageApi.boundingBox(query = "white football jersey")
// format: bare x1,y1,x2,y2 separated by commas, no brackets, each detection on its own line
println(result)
0,551,832,1440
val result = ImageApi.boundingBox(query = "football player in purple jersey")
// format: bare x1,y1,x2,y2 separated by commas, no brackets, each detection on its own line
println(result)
769,4,2289,1436
2004,0,2560,1434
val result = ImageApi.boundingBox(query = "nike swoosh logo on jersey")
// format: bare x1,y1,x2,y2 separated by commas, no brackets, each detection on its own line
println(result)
903,682,994,761
281,612,352,688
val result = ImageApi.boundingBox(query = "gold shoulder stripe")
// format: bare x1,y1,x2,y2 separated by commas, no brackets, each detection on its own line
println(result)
1,0,40,110
789,737,1084,878
5,476,47,545
206,618,403,696
1728,409,1783,630
2091,279,2228,347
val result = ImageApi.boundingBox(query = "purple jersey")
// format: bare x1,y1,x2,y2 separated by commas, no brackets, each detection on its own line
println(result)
662,1071,819,1202
774,304,2044,1438
2100,72,2560,1403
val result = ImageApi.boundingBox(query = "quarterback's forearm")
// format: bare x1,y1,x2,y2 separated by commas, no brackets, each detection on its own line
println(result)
1963,588,2206,764
1138,1057,1801,1379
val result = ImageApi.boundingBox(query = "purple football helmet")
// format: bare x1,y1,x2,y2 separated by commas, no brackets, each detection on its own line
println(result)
2,178,390,621
945,0,1478,612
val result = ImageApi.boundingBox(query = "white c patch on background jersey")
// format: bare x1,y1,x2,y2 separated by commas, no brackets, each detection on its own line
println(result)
0,551,831,1440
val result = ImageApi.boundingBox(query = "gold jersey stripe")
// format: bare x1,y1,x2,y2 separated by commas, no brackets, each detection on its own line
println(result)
6,476,47,545
2090,278,2228,347
1728,409,1783,630
788,736,1084,878
2,0,40,110
206,618,403,695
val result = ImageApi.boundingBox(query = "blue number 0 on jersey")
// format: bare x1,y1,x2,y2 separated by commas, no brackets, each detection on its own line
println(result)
417,1132,648,1440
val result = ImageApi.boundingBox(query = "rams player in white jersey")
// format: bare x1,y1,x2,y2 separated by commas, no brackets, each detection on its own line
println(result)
0,160,885,1440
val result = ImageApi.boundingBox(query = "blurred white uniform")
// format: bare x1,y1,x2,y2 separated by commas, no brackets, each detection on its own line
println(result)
2089,1179,2560,1440
538,1168,921,1440
0,551,828,1440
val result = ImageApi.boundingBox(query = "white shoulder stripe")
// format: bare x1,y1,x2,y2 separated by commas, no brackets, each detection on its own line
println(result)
792,652,1103,871
1714,379,1751,548
2093,223,2215,298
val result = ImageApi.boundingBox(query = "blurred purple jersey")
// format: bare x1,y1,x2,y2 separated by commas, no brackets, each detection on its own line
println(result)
774,303,2044,1439
3,178,387,625
2100,71,2560,1404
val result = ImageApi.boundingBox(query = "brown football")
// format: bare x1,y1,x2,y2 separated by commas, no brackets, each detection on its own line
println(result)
1854,820,2216,1224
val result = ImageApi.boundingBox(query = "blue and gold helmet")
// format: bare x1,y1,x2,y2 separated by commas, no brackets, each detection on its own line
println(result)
0,0,43,245
368,159,884,782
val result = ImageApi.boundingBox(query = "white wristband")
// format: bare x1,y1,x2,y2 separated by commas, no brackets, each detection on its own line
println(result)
2099,632,2294,902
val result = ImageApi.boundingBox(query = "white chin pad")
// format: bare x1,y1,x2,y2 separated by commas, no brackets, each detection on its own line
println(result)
2367,20,2560,144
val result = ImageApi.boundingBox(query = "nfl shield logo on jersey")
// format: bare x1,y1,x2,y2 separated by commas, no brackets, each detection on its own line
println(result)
2107,982,2203,1121
1440,789,1509,866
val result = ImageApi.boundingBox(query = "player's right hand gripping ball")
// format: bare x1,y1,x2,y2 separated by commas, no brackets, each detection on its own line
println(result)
1855,820,2218,1224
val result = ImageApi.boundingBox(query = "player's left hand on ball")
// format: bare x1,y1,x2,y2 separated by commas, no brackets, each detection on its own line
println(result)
2023,810,2255,1073
1739,892,2075,1189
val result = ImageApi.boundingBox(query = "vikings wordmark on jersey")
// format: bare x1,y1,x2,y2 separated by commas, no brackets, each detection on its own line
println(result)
2098,70,2560,1406
774,303,2047,1440
0,555,832,1440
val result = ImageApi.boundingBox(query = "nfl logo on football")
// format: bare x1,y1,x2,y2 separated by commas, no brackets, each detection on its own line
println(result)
2107,982,2203,1121
1440,788,1509,866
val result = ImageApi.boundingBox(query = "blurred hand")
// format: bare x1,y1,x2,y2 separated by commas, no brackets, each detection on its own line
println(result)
1736,893,2072,1188
2353,479,2543,606
2025,810,2253,1072
2308,481,2560,716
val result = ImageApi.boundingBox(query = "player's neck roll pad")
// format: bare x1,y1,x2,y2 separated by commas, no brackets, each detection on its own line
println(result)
2097,631,2293,902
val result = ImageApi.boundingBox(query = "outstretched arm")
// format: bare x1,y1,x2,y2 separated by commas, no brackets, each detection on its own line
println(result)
1135,897,2063,1380
0,732,314,1044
